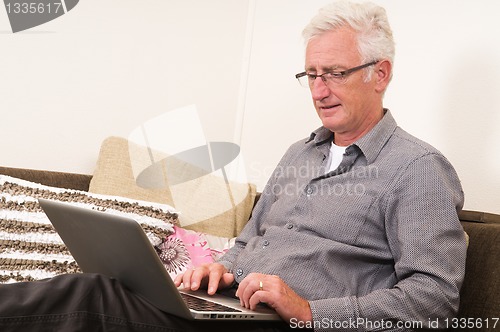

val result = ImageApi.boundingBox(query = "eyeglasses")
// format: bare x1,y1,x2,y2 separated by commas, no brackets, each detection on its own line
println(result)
295,60,378,88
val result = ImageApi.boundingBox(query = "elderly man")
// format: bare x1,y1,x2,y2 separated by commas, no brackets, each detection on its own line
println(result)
0,1,465,331
176,1,466,330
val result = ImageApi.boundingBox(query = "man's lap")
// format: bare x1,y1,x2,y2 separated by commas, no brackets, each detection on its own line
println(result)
0,273,296,332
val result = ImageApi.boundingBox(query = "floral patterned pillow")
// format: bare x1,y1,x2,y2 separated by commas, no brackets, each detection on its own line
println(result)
154,225,235,280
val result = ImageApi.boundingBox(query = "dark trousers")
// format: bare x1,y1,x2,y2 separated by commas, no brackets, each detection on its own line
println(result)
0,273,296,332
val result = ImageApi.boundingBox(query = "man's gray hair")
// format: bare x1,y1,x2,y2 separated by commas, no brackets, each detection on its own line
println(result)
303,1,395,71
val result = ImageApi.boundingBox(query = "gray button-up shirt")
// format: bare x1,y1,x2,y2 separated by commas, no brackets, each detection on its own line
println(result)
218,110,466,330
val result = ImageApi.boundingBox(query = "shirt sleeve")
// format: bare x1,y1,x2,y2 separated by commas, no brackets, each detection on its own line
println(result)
309,153,466,331
216,143,298,272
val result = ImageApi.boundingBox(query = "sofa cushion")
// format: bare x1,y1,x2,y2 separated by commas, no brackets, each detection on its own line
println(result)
88,137,174,205
88,137,256,238
0,166,92,191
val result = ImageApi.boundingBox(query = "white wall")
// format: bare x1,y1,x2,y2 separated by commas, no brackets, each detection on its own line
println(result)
0,0,249,171
1,0,499,214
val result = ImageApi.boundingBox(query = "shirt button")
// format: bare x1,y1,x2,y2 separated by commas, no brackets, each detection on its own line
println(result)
263,240,270,247
287,224,294,229
236,268,243,276
306,186,313,196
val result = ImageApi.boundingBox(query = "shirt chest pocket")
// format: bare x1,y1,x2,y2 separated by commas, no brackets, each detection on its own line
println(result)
302,192,375,245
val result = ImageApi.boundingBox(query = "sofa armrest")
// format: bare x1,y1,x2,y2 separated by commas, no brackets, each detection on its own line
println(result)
459,209,500,224
457,219,500,327
0,166,92,192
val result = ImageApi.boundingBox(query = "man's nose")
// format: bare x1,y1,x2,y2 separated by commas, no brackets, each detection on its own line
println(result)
310,77,330,101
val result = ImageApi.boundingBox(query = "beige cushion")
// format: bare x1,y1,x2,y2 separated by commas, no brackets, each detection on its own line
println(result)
89,137,256,238
89,137,174,205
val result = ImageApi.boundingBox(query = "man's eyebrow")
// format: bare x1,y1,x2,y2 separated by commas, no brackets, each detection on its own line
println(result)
305,64,343,73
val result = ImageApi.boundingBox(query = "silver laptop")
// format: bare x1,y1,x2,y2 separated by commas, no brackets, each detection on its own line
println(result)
38,198,280,321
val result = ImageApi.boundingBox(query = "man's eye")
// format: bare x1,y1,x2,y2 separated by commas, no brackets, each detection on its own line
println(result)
330,72,343,78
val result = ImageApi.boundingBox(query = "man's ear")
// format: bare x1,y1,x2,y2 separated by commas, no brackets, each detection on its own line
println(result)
374,60,392,93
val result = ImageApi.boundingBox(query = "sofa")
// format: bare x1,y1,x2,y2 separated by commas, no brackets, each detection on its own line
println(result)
0,164,499,330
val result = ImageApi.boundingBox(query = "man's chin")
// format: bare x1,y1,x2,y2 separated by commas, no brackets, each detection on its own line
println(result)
320,117,345,132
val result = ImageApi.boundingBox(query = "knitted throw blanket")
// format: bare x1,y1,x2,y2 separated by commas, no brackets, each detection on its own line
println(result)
0,175,177,283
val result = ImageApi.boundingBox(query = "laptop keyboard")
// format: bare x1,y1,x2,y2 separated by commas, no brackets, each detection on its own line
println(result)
180,293,242,312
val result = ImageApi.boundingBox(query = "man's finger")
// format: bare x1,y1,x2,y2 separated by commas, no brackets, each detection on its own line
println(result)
207,268,223,294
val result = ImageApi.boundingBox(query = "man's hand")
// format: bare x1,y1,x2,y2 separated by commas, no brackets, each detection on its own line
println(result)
236,273,313,323
173,263,234,295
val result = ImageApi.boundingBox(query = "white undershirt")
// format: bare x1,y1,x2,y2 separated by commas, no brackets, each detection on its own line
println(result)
325,142,347,174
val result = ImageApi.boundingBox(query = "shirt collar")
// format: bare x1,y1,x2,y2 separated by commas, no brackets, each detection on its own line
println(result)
306,126,333,145
354,109,397,164
305,109,397,164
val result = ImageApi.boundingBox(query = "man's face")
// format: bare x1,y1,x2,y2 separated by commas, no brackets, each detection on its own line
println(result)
305,27,381,142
